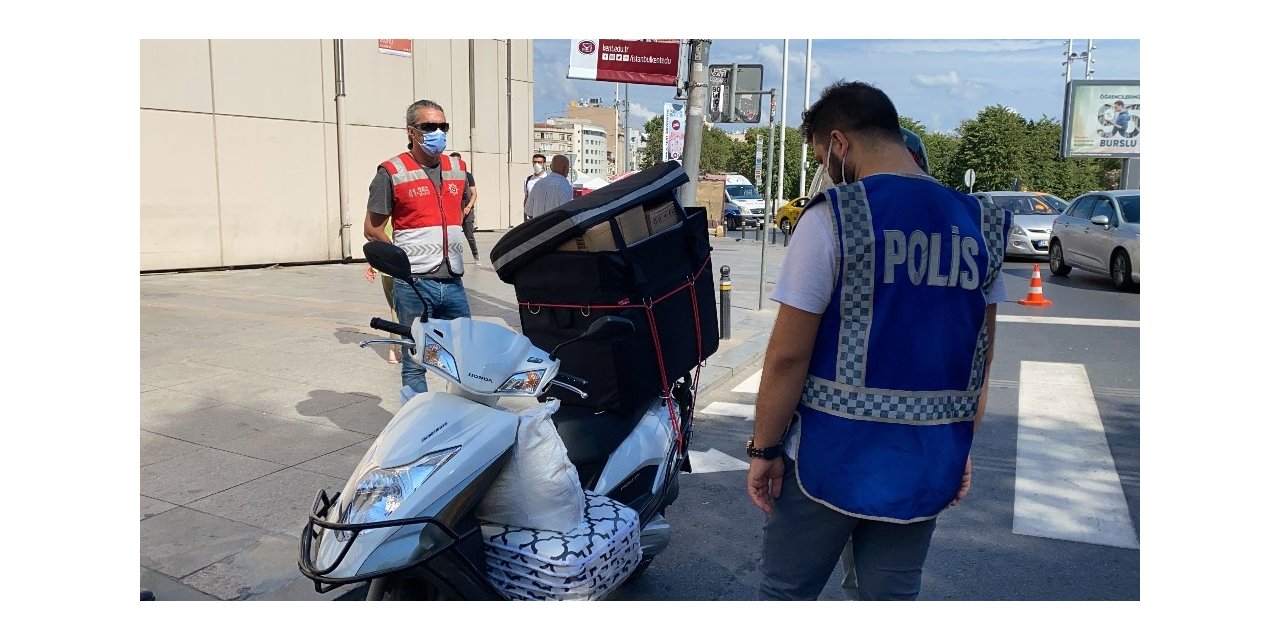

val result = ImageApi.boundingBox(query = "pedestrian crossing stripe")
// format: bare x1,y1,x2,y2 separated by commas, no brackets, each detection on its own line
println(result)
699,364,1140,549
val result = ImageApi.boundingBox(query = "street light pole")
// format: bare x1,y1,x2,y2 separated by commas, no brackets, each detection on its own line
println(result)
681,39,711,206
800,39,812,197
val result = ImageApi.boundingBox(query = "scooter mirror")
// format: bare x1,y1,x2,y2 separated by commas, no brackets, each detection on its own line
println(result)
364,241,414,284
583,316,635,341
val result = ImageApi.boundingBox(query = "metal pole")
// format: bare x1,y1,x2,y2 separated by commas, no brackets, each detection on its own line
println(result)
719,266,732,340
760,90,776,310
334,39,352,259
1086,39,1095,79
777,39,789,210
800,39,812,198
1064,39,1074,84
681,39,711,206
623,83,630,173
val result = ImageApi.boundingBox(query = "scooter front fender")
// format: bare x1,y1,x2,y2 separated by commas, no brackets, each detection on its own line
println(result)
313,392,519,580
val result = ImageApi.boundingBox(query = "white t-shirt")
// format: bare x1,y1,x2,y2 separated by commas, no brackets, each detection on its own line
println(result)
771,200,1009,313
524,173,574,218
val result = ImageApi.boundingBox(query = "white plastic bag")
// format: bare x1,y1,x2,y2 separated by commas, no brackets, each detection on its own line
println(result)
475,399,586,533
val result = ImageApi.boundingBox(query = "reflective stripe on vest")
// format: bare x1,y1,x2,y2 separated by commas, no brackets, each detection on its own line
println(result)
382,153,467,275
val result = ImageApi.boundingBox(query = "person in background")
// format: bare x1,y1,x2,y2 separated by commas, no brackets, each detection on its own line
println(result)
523,153,548,215
523,154,574,220
363,99,472,399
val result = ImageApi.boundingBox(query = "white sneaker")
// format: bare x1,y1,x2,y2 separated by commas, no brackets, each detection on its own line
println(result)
474,257,482,266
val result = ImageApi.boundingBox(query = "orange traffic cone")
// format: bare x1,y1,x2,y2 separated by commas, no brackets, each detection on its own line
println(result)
1017,264,1053,307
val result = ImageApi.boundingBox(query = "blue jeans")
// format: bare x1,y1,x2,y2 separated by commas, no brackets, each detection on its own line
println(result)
392,277,471,393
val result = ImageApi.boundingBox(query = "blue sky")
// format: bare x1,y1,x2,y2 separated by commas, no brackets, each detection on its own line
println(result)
533,39,1140,135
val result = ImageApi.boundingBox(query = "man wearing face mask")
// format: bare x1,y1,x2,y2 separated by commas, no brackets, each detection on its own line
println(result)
746,81,1011,600
363,99,471,400
523,153,548,220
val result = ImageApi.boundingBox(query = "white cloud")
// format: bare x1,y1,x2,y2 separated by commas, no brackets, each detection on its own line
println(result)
627,103,657,125
914,71,961,87
756,43,822,80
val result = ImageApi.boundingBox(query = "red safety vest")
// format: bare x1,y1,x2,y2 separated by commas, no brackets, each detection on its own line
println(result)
381,152,468,276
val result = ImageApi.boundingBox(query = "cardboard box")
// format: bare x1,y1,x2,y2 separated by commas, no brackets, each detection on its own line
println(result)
645,201,681,236
557,205,651,252
616,205,650,245
558,222,617,252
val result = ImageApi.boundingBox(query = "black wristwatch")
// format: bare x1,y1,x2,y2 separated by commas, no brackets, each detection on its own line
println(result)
747,436,783,460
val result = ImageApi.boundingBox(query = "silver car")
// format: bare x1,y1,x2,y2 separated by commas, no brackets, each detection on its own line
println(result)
972,191,1059,258
1049,189,1140,291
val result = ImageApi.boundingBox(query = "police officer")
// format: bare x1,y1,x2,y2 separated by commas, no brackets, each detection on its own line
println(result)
363,99,471,399
746,81,1011,600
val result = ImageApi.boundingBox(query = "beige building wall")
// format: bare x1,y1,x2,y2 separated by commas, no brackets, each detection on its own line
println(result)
141,39,533,271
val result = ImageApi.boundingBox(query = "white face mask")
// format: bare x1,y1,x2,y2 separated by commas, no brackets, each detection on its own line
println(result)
533,163,545,174
825,135,848,187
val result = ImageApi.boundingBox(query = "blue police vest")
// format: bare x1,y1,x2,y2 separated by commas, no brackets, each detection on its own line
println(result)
793,175,1010,523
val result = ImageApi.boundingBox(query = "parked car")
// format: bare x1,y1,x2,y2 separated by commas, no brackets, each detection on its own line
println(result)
972,191,1059,259
774,196,810,234
1049,189,1140,291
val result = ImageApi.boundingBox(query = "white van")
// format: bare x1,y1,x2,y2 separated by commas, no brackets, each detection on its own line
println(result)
723,174,766,230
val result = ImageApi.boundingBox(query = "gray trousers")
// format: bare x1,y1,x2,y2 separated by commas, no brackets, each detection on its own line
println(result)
759,457,938,600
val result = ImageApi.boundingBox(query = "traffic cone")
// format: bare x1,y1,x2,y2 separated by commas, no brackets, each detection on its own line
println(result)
1017,264,1053,307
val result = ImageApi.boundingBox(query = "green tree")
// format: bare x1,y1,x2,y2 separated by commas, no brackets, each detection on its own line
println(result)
898,116,927,139
951,105,1031,192
922,131,960,189
637,116,663,170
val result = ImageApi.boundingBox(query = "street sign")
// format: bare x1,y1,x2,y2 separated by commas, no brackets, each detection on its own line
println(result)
964,168,976,189
708,64,763,123
568,39,681,86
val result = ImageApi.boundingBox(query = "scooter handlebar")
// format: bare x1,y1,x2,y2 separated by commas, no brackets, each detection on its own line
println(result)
555,372,589,389
371,317,413,338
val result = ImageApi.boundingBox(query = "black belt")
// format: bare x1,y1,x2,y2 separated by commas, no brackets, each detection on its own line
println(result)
410,273,461,282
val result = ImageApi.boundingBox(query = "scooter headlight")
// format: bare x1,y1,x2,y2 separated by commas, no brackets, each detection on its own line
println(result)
422,338,459,380
337,447,460,539
497,369,546,395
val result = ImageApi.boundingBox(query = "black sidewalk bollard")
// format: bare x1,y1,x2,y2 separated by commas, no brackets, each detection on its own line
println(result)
783,228,791,247
770,226,777,244
738,224,746,240
719,265,732,340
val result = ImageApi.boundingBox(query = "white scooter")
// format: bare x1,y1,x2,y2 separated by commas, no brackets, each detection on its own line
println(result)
299,242,693,600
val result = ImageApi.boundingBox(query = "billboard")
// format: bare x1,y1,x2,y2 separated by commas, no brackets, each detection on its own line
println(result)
568,39,681,86
708,64,764,123
663,103,685,163
1061,80,1140,158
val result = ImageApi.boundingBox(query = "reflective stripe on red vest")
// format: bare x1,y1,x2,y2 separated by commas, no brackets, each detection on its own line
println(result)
381,153,468,276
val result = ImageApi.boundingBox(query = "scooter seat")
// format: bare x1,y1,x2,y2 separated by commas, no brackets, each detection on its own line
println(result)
552,400,651,469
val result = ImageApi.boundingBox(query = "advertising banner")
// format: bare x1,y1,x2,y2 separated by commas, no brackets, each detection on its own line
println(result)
663,103,685,163
568,39,681,86
1062,80,1140,158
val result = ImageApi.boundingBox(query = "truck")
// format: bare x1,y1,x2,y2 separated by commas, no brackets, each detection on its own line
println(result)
721,174,766,231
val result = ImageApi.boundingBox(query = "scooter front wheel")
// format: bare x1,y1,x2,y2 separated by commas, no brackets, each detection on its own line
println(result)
365,573,444,601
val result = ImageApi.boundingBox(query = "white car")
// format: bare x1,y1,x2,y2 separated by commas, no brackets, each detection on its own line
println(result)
972,192,1059,258
1049,190,1140,291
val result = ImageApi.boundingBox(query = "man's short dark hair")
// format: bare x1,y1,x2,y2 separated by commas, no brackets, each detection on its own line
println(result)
449,152,462,158
800,81,903,147
532,153,546,161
